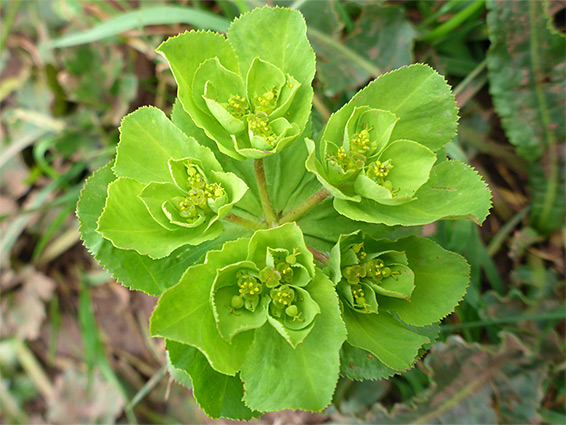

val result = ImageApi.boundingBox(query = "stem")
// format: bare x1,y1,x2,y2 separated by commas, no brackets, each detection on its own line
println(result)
307,27,381,77
279,188,330,224
224,213,266,230
254,159,277,226
421,0,485,43
453,58,487,107
312,92,331,122
15,339,54,399
307,245,329,265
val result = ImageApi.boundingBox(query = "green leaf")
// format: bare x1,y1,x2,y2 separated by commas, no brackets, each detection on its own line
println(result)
342,307,429,371
296,197,409,253
264,128,320,214
340,342,397,381
170,100,264,217
334,160,492,226
247,223,315,280
376,236,470,327
266,286,320,348
149,239,254,376
370,139,436,203
486,0,565,160
228,6,315,145
340,320,439,381
193,57,246,133
114,106,212,184
96,177,222,259
305,138,359,202
245,57,286,105
167,356,193,389
371,264,414,300
158,31,244,160
321,64,458,153
240,270,346,412
228,6,315,96
212,262,268,341
166,340,259,420
77,164,244,296
139,182,182,231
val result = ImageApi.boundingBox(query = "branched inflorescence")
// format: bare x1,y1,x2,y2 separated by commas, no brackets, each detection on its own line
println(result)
76,5,492,421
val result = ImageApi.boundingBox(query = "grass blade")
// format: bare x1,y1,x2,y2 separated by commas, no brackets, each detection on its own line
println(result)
50,6,230,49
307,27,382,77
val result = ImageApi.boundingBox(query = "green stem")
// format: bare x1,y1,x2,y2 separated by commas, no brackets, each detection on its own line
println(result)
127,365,167,410
487,206,530,256
15,339,54,399
453,58,487,97
307,27,381,77
307,245,329,265
312,92,331,122
254,159,277,226
421,0,485,43
224,213,266,230
453,58,488,107
279,188,330,224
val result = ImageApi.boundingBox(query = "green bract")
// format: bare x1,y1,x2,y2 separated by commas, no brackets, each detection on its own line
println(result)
306,64,491,226
75,5,493,420
328,232,469,372
158,6,315,160
96,107,248,259
307,106,436,205
150,223,346,415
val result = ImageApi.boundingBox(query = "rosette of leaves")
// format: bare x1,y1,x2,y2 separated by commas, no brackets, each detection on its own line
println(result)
95,106,248,259
328,231,469,376
306,64,492,226
150,223,346,417
157,6,315,160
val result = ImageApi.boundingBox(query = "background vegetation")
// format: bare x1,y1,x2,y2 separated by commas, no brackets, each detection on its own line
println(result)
1,0,564,423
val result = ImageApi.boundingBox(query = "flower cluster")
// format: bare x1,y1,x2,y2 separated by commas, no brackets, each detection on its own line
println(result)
150,224,346,414
157,7,315,160
328,231,469,372
307,103,438,224
95,107,248,259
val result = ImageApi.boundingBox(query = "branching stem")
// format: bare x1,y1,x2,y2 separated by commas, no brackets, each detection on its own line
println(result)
307,245,329,265
254,159,277,226
224,213,266,230
279,188,330,224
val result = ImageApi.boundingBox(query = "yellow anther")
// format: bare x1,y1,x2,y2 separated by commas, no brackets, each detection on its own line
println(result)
225,94,249,119
254,86,278,115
